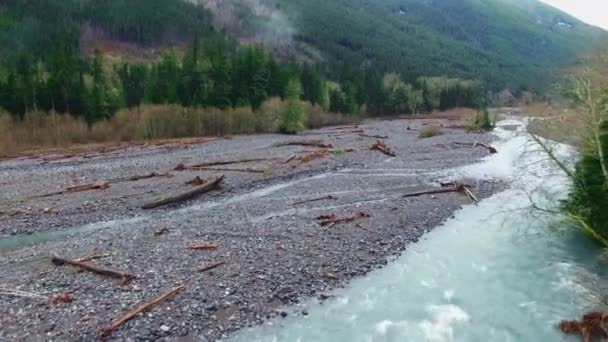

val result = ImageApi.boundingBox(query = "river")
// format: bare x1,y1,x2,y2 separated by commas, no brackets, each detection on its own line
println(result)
228,118,606,342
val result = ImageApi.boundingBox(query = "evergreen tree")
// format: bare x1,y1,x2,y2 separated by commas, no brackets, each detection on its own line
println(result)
279,79,305,133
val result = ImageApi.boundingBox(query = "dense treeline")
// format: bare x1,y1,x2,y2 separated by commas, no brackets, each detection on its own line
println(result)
0,34,481,125
0,0,484,127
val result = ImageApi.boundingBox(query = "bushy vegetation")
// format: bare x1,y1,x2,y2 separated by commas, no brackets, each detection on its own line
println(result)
468,109,496,132
0,99,354,155
560,55,608,245
279,79,306,133
418,125,442,139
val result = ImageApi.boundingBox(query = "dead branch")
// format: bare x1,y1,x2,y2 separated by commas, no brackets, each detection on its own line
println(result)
371,140,397,157
190,158,267,168
462,186,480,204
188,243,218,250
402,185,466,198
190,167,264,173
359,133,389,139
75,253,112,263
452,141,498,154
474,142,498,154
0,287,48,300
328,125,359,130
110,172,173,183
560,311,608,342
185,176,206,186
37,182,111,198
274,140,334,149
291,195,337,206
50,254,135,283
100,285,184,338
298,150,331,164
198,261,225,273
66,182,111,193
0,209,21,217
283,154,297,164
316,212,371,228
142,175,224,209
154,227,170,236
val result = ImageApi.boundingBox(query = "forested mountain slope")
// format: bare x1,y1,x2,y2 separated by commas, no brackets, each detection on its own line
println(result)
199,0,607,92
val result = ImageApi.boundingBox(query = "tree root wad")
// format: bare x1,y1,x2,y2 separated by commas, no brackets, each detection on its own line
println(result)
560,312,608,342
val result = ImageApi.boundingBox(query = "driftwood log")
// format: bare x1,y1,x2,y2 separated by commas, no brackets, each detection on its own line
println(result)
74,253,112,263
189,167,264,174
452,141,498,154
110,172,173,183
371,140,397,157
188,243,218,250
403,183,479,204
292,194,337,206
100,285,184,337
359,133,389,139
274,140,334,149
316,212,371,228
142,175,224,209
50,254,134,283
37,182,111,198
189,158,267,168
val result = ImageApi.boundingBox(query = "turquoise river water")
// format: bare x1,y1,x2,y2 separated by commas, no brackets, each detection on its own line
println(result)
228,118,606,342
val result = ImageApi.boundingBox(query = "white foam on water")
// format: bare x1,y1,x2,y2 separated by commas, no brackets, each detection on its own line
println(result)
418,305,470,342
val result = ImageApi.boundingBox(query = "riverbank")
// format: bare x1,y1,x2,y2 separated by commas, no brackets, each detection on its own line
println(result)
0,116,502,341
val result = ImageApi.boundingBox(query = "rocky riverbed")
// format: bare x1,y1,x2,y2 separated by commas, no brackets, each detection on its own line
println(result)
0,117,503,341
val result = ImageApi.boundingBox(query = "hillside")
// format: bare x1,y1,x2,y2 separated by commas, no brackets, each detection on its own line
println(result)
198,0,607,92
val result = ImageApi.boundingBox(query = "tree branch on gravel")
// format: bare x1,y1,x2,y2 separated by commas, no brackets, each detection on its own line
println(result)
451,141,498,154
198,261,225,272
188,243,218,250
109,172,173,183
50,254,135,283
36,182,111,198
402,183,479,204
291,195,338,206
273,140,334,148
100,285,184,338
142,175,224,209
316,212,371,228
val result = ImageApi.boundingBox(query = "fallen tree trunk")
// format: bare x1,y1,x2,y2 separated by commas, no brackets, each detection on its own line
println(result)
292,195,337,206
274,140,334,149
198,261,225,273
50,254,134,282
142,175,224,209
100,285,184,338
